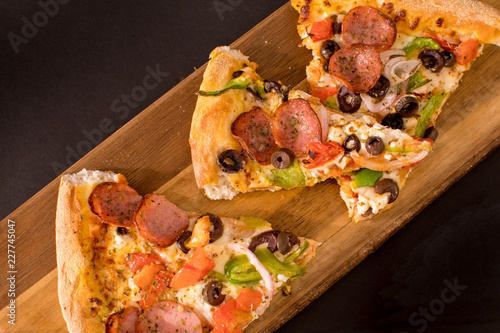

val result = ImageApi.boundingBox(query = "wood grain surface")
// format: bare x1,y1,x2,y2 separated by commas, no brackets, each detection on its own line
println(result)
1,1,500,332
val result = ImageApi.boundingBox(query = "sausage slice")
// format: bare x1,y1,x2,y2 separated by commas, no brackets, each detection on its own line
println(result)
89,182,142,227
134,194,188,248
231,107,278,165
105,307,139,333
136,301,202,333
272,98,322,158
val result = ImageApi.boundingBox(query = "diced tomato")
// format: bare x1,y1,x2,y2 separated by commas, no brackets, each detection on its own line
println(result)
235,288,263,312
455,39,479,65
310,86,338,102
170,247,215,289
139,271,172,310
212,299,253,333
303,141,344,169
422,32,457,51
125,253,162,273
133,262,165,289
309,18,333,42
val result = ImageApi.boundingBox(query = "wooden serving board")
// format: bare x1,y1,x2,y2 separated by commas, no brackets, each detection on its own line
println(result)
1,2,500,332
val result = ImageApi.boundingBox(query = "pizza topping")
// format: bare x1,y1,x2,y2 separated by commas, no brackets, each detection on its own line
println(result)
329,44,383,93
418,50,445,72
310,86,338,103
134,193,189,248
186,215,211,249
177,231,192,254
203,281,226,306
320,40,340,60
88,182,142,227
203,213,224,242
235,288,263,312
303,141,344,169
231,108,278,165
212,299,253,333
455,39,479,65
365,136,385,156
415,92,447,137
271,148,294,169
383,56,421,83
276,231,300,255
263,80,282,93
170,247,215,289
105,307,139,333
395,96,420,117
382,113,404,130
422,32,457,51
309,17,333,42
337,86,361,113
342,134,361,153
136,301,202,333
272,98,322,157
403,37,441,58
374,178,399,203
126,253,163,273
424,126,439,142
442,50,457,67
217,150,245,173
248,230,280,252
341,6,396,51
367,75,390,98
268,159,307,189
406,71,429,92
353,169,383,188
198,76,250,96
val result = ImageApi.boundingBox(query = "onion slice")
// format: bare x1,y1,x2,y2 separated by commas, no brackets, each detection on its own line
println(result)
315,104,329,141
379,49,405,64
350,150,430,171
228,243,274,315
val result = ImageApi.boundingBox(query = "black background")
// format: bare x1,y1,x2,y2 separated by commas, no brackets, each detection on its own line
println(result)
1,0,499,332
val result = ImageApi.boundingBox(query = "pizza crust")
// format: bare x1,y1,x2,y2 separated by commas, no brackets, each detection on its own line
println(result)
56,170,121,333
292,0,500,44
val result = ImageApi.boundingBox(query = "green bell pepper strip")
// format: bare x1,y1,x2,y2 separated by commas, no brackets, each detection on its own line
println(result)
323,96,340,111
224,248,307,283
415,92,447,138
268,159,306,189
353,168,383,188
406,71,430,92
198,77,250,96
283,240,309,264
403,37,441,58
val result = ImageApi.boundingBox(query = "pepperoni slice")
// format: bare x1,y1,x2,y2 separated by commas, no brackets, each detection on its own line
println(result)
134,193,188,248
136,301,202,333
231,107,278,165
329,44,382,93
88,182,142,227
341,6,396,51
105,307,139,333
272,98,322,158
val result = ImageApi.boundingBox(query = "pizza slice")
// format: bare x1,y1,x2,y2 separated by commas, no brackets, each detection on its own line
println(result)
290,0,500,221
56,169,319,332
189,47,431,203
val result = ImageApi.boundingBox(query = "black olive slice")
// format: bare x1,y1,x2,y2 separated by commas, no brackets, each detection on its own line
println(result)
203,281,226,306
248,230,280,252
418,50,445,73
217,150,245,173
116,227,128,235
338,86,361,114
342,134,361,153
177,231,192,254
264,80,282,93
332,19,342,35
199,213,224,242
271,148,294,169
365,136,385,156
323,59,330,72
320,40,340,60
277,231,300,255
374,178,399,203
232,70,244,79
442,51,456,67
361,207,374,218
280,85,291,101
424,126,439,141
367,75,390,98
395,96,420,118
382,113,404,130
246,87,263,101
